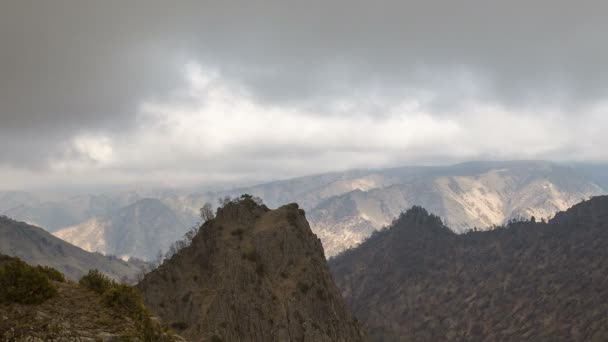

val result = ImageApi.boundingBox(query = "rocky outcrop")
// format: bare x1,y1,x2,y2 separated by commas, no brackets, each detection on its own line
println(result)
331,197,608,341
139,196,366,341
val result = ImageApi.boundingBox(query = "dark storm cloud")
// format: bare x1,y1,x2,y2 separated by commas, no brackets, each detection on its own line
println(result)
0,0,607,187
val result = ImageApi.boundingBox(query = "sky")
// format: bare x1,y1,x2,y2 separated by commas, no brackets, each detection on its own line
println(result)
1,0,608,190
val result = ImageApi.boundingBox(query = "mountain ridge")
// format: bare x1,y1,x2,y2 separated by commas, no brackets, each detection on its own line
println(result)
330,195,608,341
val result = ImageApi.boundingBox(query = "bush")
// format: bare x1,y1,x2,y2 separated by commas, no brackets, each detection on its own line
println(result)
79,269,115,294
0,258,57,304
36,265,65,282
297,282,310,295
242,249,259,262
102,283,144,316
171,322,189,330
79,269,170,340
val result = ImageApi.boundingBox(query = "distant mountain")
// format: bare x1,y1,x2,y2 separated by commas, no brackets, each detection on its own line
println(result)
54,198,188,261
3,161,605,258
138,196,366,341
0,192,125,232
308,161,603,255
0,216,144,281
330,197,608,341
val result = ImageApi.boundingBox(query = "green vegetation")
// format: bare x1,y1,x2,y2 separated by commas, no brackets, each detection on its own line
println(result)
242,249,259,262
0,258,59,305
210,335,224,342
79,269,173,341
171,322,189,330
35,265,66,283
78,269,114,294
102,283,144,316
297,282,310,295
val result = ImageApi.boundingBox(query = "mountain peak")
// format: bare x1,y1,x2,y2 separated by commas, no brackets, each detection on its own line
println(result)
138,197,366,341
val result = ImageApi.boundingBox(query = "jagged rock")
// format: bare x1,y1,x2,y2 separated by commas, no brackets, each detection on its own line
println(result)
139,197,366,341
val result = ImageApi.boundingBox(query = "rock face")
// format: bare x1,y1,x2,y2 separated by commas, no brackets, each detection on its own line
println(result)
331,197,608,341
0,216,144,281
55,198,188,261
139,197,366,342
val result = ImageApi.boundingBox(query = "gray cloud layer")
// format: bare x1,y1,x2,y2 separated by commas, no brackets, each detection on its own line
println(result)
1,0,607,189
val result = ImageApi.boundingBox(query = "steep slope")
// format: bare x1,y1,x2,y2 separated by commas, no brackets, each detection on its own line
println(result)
0,255,182,341
331,196,608,341
138,196,366,341
0,216,144,281
311,161,603,255
55,198,188,261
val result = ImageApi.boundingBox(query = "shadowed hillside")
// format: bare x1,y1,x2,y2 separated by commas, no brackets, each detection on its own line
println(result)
331,196,608,341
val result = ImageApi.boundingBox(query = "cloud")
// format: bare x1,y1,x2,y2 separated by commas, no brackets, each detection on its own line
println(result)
1,0,608,189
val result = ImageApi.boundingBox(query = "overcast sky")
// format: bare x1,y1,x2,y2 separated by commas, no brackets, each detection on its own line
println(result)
1,0,607,190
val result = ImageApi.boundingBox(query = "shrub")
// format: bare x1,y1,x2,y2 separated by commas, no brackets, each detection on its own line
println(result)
79,269,115,294
36,265,65,282
102,283,144,316
255,263,265,277
171,322,189,330
242,249,259,262
231,228,245,239
297,282,310,295
0,258,57,304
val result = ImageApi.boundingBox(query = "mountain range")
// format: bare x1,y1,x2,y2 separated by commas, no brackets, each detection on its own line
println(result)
1,161,606,259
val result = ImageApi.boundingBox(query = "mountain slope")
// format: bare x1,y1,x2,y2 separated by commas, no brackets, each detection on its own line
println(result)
310,161,603,255
138,196,366,341
330,196,608,341
0,255,182,341
0,216,144,281
55,198,188,261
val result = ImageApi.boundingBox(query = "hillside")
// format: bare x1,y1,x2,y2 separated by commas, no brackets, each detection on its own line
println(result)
330,196,608,341
138,196,366,341
0,255,182,341
0,216,144,281
54,198,188,261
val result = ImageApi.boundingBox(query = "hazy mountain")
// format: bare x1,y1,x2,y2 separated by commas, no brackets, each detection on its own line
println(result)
309,161,603,255
3,161,604,258
0,216,144,281
54,198,188,261
0,191,135,232
138,196,366,341
330,196,608,341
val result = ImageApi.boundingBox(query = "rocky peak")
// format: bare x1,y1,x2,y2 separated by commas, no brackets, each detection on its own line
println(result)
138,196,366,341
